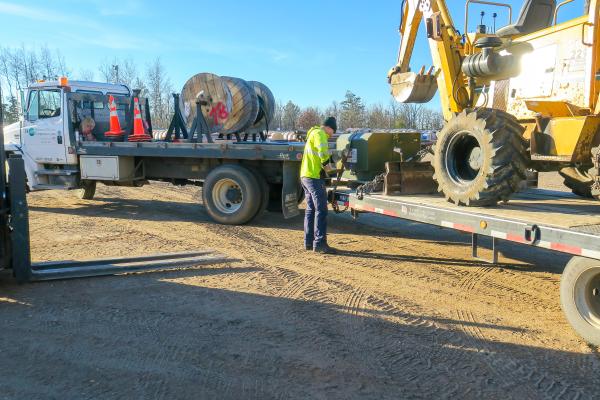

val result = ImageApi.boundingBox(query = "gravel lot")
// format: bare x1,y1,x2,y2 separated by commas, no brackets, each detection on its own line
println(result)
0,172,598,399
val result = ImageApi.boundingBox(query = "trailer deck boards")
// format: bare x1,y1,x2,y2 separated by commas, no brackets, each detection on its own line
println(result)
77,141,305,161
334,188,600,260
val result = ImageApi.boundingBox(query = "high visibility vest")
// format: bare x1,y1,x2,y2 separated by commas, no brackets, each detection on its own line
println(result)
300,126,330,179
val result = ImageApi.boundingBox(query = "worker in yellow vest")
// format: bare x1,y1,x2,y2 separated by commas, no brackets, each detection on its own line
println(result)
300,117,337,254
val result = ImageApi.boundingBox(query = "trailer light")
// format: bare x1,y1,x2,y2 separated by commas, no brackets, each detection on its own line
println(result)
480,220,487,229
37,79,45,83
58,76,69,87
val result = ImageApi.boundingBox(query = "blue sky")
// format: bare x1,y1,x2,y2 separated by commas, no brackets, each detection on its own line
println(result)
0,0,587,108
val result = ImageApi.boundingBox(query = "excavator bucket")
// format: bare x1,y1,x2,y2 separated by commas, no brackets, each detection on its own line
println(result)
388,67,439,104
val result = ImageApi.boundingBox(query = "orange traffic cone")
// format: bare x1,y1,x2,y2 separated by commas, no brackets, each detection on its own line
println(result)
104,95,125,141
128,97,152,142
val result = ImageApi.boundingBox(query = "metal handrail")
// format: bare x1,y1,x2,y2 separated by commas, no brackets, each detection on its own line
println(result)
554,0,575,25
465,0,513,35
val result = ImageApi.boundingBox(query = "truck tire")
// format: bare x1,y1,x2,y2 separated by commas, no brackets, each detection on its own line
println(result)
560,256,600,346
247,167,270,218
432,108,528,206
202,164,261,225
559,167,593,198
77,180,96,200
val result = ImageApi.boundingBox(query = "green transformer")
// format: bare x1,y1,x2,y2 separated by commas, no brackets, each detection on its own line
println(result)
336,130,421,182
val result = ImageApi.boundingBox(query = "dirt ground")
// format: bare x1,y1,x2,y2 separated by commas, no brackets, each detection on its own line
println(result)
1,173,599,399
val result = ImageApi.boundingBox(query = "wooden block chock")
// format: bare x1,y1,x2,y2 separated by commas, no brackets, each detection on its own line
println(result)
384,161,437,196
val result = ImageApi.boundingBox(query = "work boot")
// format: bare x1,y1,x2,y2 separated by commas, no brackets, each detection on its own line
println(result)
313,244,338,254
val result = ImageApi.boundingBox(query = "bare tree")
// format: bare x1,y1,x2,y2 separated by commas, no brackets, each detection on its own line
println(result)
367,103,388,129
324,101,341,129
146,57,172,128
296,107,321,130
398,103,423,129
39,45,58,80
272,100,285,130
77,68,95,81
99,57,139,88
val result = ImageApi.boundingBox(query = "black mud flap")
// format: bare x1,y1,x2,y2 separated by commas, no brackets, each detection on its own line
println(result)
282,161,300,219
8,155,32,283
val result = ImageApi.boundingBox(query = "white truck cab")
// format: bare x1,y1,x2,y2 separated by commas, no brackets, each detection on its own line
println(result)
4,78,130,191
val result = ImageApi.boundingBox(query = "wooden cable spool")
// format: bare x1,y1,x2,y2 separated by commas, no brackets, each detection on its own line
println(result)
179,72,233,134
180,73,274,137
221,76,259,133
248,81,275,132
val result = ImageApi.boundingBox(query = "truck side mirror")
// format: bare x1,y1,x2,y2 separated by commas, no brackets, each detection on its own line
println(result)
19,90,25,115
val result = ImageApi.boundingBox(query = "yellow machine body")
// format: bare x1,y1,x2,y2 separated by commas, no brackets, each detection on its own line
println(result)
389,0,600,168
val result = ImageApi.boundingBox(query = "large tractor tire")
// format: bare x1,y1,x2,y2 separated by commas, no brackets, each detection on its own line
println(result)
202,164,261,225
559,145,600,199
559,166,593,198
589,145,600,200
432,108,528,206
560,256,600,346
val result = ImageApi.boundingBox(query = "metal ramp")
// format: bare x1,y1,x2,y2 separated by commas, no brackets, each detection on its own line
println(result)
28,250,231,281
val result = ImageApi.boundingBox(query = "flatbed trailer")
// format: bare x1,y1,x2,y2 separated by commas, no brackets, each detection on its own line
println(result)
333,187,600,346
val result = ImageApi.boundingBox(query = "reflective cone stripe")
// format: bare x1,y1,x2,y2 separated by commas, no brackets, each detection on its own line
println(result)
105,95,124,137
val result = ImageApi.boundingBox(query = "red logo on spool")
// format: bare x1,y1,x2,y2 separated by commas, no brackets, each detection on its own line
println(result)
209,102,229,124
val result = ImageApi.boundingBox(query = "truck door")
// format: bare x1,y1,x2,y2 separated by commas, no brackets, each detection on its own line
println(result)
22,89,67,164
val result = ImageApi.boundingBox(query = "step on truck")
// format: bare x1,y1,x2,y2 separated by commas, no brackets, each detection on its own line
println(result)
3,78,304,225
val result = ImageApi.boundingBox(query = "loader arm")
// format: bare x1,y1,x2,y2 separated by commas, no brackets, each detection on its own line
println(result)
388,0,467,120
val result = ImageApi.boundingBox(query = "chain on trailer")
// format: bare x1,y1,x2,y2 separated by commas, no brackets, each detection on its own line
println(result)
354,144,434,201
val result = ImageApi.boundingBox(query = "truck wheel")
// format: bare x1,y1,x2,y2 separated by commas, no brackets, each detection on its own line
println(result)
559,167,593,198
77,181,96,200
561,256,600,346
433,108,528,206
247,167,270,218
203,164,261,225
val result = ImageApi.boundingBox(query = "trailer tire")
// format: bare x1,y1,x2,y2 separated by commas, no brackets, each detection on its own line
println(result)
433,108,528,206
203,164,261,225
77,180,96,200
561,256,600,346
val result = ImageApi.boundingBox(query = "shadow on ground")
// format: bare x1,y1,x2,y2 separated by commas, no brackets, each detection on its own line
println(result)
0,266,597,400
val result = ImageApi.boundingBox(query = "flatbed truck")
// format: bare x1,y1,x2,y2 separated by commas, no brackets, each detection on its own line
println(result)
4,79,304,225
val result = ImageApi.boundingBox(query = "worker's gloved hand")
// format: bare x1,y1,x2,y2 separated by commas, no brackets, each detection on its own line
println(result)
323,162,339,176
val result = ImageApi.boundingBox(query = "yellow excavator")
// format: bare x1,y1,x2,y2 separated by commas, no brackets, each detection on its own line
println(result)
388,0,600,205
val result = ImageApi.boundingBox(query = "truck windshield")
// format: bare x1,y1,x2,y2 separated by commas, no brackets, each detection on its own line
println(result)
27,89,61,121
38,90,61,118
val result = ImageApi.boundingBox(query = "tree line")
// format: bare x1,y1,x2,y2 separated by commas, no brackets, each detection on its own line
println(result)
1,45,443,132
273,91,443,132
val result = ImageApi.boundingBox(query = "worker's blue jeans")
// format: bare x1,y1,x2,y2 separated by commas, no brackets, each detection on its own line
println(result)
301,177,328,248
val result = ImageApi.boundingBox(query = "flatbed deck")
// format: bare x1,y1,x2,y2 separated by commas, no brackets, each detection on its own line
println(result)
77,140,305,161
334,188,600,261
